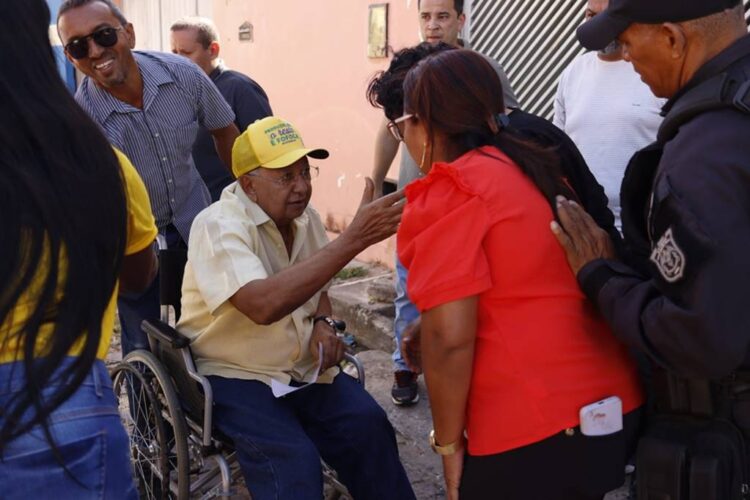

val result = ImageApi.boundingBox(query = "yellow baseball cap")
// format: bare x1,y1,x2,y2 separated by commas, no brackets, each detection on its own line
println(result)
232,117,329,177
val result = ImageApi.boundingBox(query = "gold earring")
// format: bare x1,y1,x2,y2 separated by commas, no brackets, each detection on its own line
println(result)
419,141,428,172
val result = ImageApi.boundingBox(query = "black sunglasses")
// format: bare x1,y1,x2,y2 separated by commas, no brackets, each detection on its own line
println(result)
65,26,123,60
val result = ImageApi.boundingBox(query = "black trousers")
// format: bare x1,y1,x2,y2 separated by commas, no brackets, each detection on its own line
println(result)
459,408,643,500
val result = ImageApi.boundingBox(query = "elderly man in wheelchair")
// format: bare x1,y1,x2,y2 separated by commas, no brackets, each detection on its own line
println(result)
171,117,415,500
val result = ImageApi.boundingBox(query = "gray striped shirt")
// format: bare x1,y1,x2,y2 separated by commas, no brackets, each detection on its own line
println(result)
75,51,235,241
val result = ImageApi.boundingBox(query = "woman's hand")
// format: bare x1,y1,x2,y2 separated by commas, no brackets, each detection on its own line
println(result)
442,450,465,500
421,298,476,500
400,317,423,373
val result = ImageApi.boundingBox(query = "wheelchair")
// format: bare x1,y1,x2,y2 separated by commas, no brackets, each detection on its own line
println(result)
111,237,366,499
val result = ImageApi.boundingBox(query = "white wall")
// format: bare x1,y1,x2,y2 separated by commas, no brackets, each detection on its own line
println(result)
122,0,213,51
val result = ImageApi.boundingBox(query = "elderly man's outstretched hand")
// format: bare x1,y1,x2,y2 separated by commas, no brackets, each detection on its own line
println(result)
550,196,616,276
346,178,406,247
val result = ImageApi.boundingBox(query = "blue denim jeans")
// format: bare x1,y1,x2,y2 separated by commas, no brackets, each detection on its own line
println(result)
393,257,420,372
0,358,137,500
117,274,160,355
208,372,416,500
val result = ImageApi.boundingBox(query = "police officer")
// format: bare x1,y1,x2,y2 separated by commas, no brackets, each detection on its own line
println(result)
549,0,750,497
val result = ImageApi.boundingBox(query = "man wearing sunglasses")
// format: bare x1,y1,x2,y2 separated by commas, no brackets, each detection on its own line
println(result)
57,0,240,357
176,117,414,500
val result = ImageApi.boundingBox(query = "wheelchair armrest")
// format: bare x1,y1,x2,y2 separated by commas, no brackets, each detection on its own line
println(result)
141,319,191,349
343,352,366,388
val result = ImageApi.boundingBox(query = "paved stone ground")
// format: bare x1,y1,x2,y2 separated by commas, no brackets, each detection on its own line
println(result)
108,261,630,499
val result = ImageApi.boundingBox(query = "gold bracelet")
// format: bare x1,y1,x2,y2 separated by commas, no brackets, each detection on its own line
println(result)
429,429,464,456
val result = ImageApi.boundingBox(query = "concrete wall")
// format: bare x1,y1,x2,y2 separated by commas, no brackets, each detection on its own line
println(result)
211,0,422,266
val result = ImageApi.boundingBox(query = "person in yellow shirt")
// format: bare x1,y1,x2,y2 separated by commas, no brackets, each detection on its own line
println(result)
178,117,414,500
0,1,157,496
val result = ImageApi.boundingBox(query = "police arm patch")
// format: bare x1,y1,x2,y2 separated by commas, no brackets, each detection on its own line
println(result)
650,227,685,283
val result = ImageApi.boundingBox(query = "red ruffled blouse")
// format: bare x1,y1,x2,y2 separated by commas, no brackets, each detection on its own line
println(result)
398,146,643,456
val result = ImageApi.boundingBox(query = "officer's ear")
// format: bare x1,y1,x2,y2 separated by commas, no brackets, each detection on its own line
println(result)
661,22,688,60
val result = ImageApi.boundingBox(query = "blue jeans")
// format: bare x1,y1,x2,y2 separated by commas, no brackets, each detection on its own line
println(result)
117,225,183,355
208,373,416,500
393,257,420,372
0,358,137,500
117,274,160,354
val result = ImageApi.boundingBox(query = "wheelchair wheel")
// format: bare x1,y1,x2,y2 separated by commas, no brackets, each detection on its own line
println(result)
112,350,190,499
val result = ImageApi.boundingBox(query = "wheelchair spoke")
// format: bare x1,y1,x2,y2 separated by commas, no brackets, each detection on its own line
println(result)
114,362,172,499
113,349,199,499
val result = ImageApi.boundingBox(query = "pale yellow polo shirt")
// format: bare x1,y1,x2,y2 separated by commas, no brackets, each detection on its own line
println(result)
177,182,337,386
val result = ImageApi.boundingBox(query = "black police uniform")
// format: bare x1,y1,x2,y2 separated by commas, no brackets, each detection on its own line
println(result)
578,34,750,381
577,34,750,499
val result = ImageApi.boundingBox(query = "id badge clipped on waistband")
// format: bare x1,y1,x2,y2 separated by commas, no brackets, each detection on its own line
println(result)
579,396,623,436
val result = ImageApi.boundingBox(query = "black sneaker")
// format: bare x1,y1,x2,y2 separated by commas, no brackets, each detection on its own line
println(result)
391,370,419,406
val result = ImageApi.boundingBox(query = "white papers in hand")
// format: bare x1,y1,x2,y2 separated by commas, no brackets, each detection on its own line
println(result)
270,343,324,398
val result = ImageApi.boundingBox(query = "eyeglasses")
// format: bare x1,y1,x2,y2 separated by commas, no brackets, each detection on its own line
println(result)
65,26,123,60
387,113,414,142
248,165,319,188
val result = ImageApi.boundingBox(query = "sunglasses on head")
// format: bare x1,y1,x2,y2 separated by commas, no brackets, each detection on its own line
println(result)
65,26,123,60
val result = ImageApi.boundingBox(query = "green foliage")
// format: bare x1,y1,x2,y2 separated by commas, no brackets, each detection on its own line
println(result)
335,266,368,280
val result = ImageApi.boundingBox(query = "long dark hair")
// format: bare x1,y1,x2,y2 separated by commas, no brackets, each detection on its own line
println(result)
402,49,573,208
0,0,126,450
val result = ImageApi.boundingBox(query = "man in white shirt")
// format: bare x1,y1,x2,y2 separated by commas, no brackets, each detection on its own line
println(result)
554,0,665,231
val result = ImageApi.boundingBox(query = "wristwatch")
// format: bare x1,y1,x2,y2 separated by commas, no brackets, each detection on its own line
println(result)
429,429,464,456
313,315,337,331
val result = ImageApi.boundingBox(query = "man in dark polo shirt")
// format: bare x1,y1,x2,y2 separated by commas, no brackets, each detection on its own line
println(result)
171,17,273,201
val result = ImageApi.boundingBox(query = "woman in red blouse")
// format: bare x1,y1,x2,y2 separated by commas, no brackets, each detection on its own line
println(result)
396,49,644,499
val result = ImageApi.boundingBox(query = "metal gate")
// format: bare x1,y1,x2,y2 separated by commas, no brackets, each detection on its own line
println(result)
469,0,750,120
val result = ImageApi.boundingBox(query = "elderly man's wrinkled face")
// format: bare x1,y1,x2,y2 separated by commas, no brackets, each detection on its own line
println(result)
58,1,136,88
242,157,313,226
618,23,683,98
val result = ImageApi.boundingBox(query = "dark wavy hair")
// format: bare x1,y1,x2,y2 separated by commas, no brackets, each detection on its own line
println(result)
0,0,126,451
402,49,573,208
367,42,455,120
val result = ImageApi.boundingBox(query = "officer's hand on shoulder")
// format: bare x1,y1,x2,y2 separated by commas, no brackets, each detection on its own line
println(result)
551,196,616,276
